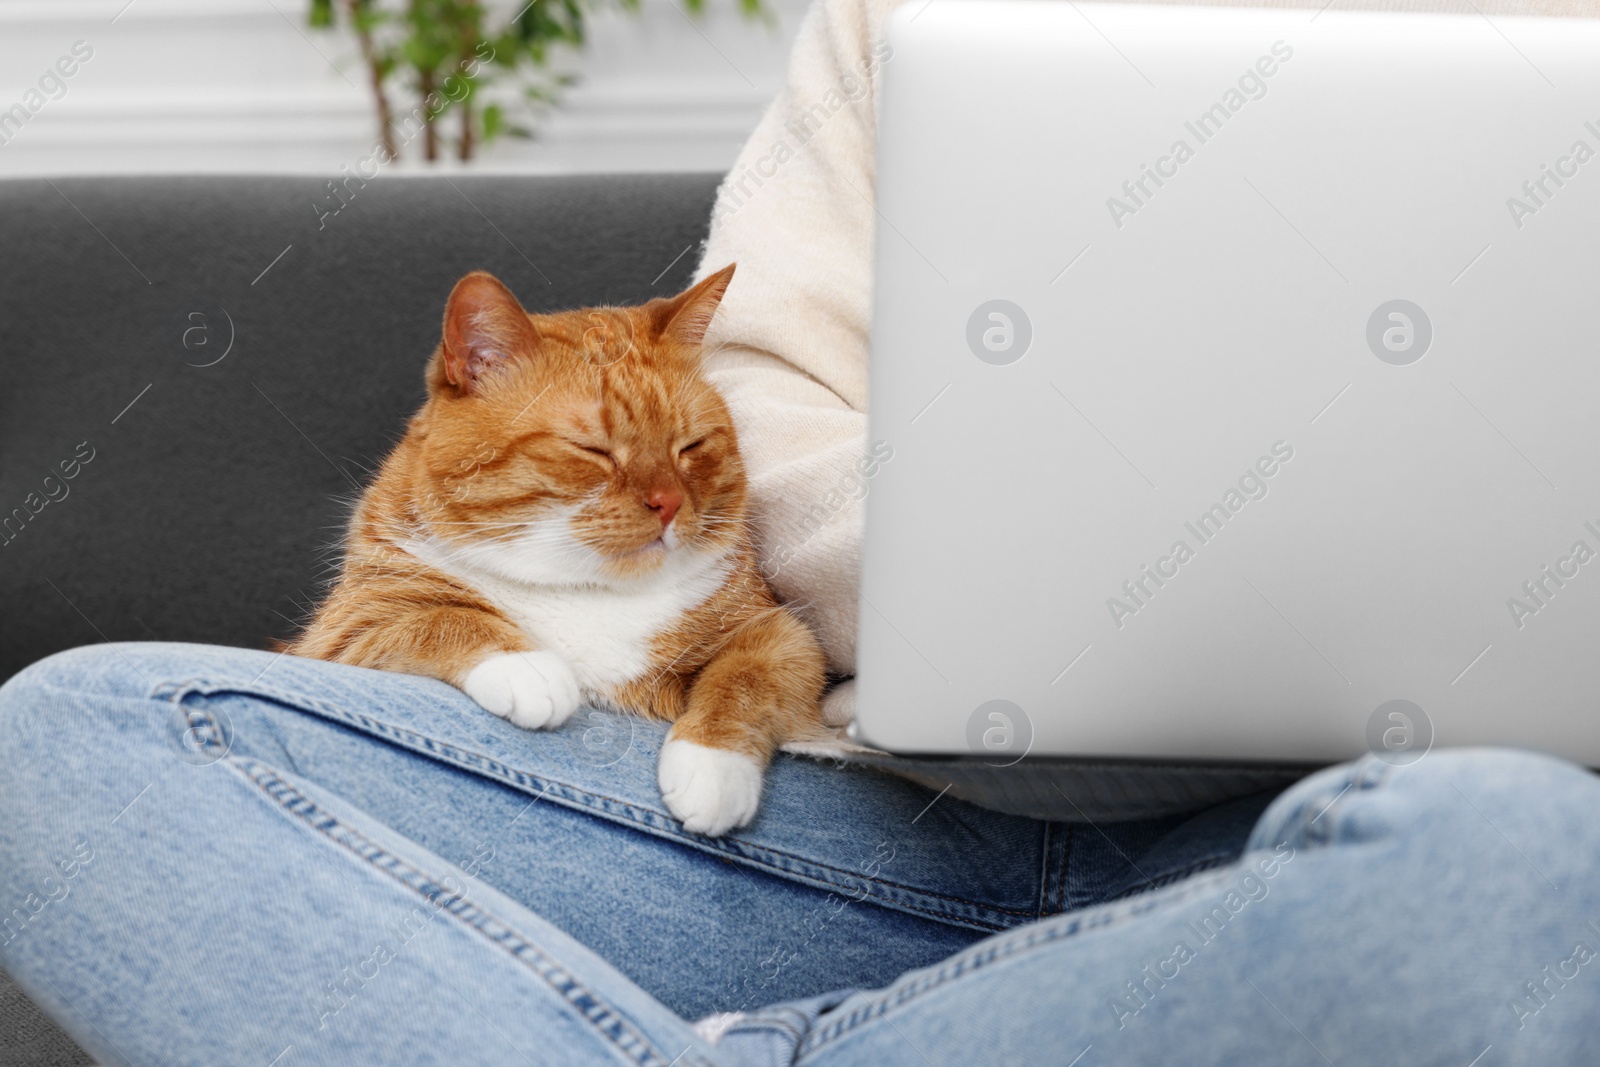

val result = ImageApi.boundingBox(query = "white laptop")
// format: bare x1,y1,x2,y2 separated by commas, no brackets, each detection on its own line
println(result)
855,0,1600,768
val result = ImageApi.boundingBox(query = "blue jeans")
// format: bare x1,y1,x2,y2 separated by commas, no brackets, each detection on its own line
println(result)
2,644,1597,1065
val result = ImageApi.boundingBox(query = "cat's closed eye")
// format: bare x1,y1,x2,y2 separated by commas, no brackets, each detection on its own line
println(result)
569,441,616,466
678,439,706,456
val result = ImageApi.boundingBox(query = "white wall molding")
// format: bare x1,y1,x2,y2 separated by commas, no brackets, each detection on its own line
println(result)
0,0,803,176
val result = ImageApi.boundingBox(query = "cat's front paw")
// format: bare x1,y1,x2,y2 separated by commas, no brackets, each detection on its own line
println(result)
657,739,763,837
463,651,582,730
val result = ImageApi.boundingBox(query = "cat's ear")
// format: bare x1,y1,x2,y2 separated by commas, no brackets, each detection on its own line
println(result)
440,272,539,396
654,263,736,349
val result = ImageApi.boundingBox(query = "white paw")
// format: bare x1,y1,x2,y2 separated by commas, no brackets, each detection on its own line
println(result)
657,739,764,837
462,651,582,730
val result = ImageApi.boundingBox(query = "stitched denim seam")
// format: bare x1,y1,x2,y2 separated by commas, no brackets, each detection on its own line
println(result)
153,677,1030,929
215,747,710,1067
737,1004,811,1031
1299,764,1388,844
727,1015,806,1043
796,861,1252,1057
1280,759,1391,850
1036,824,1051,919
1050,824,1072,915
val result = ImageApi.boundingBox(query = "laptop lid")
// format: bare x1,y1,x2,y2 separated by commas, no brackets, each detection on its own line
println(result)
855,0,1600,766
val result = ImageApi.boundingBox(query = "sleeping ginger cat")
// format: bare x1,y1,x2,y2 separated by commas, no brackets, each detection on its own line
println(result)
290,265,827,836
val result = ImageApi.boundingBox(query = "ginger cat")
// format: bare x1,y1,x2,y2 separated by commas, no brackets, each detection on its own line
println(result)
290,265,827,836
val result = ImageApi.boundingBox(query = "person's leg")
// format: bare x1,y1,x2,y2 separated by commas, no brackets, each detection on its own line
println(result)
0,641,1264,1062
704,747,1600,1065
0,644,727,1067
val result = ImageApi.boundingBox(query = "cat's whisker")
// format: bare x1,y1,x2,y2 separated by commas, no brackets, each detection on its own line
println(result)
425,520,536,527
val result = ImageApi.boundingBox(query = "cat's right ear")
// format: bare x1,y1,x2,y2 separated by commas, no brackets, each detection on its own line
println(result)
440,272,539,396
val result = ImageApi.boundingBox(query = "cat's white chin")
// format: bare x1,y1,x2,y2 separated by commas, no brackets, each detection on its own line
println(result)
657,739,763,837
463,650,582,730
618,536,668,560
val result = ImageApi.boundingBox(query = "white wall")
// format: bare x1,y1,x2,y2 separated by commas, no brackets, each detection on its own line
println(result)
0,0,805,177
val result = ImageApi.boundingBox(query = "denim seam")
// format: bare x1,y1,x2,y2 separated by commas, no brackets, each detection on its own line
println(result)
215,748,711,1067
1050,824,1072,915
737,1004,811,1047
736,1005,811,1031
796,861,1253,1057
153,676,1031,931
726,1012,807,1043
1274,758,1392,852
1036,824,1052,919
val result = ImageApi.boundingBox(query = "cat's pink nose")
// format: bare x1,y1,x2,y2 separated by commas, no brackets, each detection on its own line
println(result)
646,488,682,529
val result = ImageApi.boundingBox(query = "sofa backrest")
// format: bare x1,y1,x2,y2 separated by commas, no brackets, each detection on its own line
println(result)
0,174,720,682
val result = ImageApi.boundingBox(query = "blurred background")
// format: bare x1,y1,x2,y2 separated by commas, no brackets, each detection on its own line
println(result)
0,0,808,178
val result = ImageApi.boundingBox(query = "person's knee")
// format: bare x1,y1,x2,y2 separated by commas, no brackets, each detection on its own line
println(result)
1401,745,1594,795
1252,747,1599,855
1395,746,1600,846
0,645,180,735
0,643,196,774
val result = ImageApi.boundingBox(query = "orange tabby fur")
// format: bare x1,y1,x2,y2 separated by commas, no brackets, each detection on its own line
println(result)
289,265,827,832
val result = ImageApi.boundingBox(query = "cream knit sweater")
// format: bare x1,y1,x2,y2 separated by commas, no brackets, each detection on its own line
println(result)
693,0,1595,727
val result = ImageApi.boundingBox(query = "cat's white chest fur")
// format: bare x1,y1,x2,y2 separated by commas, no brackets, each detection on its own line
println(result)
402,522,732,692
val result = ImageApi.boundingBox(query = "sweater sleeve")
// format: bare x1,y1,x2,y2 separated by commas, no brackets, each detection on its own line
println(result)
692,0,903,678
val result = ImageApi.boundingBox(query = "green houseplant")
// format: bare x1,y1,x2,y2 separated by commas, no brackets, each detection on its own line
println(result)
311,0,767,163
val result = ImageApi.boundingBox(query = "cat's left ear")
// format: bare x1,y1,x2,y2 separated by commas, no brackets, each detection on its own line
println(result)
654,263,736,349
441,271,540,396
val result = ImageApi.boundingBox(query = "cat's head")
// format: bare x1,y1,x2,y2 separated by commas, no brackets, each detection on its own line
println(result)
409,265,747,583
